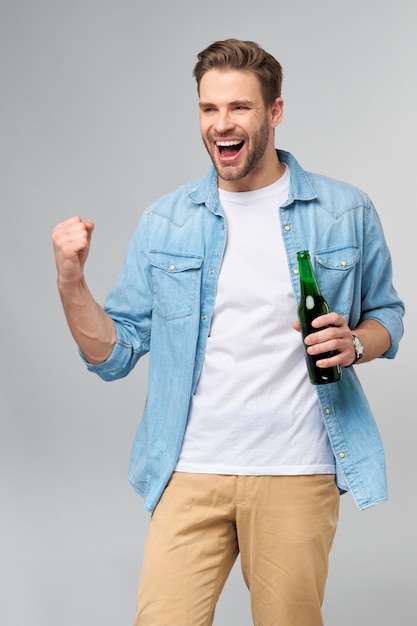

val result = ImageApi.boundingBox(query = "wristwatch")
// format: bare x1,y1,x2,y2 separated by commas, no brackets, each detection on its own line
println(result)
351,334,364,364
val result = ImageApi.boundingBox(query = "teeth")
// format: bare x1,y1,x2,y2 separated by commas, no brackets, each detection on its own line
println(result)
216,140,242,147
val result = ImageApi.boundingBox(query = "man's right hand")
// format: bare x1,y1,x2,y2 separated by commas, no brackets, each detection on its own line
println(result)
51,216,116,364
52,216,95,286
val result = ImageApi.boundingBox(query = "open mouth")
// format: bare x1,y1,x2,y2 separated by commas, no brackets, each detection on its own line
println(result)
216,139,245,160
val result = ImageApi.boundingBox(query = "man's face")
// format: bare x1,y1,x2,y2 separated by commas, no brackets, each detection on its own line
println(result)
199,68,283,191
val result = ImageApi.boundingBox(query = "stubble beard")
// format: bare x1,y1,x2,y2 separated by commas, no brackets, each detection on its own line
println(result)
204,119,271,182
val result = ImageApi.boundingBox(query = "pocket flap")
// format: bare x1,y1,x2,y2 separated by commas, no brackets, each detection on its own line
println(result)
315,246,360,271
148,251,204,273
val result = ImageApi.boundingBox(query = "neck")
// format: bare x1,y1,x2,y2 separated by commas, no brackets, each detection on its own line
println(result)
218,151,285,192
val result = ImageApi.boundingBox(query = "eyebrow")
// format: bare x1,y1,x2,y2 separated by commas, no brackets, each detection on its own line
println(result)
199,99,254,108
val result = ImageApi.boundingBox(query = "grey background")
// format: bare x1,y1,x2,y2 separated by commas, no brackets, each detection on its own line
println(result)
1,1,414,624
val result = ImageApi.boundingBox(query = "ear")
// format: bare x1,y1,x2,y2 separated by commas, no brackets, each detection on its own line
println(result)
270,97,284,129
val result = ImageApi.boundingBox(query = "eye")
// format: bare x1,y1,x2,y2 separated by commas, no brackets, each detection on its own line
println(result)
200,105,216,114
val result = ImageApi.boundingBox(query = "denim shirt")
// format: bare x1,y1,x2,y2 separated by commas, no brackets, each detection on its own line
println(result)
84,150,405,512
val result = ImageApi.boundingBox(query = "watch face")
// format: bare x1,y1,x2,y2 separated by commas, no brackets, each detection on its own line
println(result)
353,335,364,358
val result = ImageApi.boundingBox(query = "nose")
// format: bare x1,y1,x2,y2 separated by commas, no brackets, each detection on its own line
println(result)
213,108,235,134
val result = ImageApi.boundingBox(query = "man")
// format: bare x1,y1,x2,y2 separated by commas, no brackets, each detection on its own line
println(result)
52,39,404,626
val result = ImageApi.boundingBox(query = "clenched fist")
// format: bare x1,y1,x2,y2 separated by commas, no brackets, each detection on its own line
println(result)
52,216,95,286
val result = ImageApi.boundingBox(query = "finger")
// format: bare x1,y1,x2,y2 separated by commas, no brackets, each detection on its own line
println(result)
311,313,336,328
83,219,95,234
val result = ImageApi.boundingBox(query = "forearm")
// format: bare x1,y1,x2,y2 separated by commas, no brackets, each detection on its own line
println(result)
351,319,391,364
58,277,116,364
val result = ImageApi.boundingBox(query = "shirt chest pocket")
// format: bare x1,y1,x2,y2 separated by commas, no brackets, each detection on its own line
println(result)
313,246,360,317
148,251,204,321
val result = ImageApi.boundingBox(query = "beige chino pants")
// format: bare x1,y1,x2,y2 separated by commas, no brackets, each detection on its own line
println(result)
134,473,339,626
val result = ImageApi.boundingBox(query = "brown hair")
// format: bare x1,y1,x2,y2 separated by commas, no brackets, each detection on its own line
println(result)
193,38,283,107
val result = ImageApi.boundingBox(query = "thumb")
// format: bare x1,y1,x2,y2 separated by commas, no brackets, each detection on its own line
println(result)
83,219,95,234
76,219,95,268
83,219,95,245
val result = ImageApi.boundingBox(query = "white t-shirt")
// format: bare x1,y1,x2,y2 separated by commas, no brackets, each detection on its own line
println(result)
175,167,335,475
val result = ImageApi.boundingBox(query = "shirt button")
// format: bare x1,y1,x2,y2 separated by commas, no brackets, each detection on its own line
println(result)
325,408,331,414
201,314,207,321
293,268,299,275
169,264,176,271
209,269,215,275
339,452,345,459
284,225,291,231
341,260,347,267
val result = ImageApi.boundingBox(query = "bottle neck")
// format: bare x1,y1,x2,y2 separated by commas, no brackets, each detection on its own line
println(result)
297,252,320,296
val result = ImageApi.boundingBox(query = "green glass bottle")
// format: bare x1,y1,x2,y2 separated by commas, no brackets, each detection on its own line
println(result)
297,250,341,385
